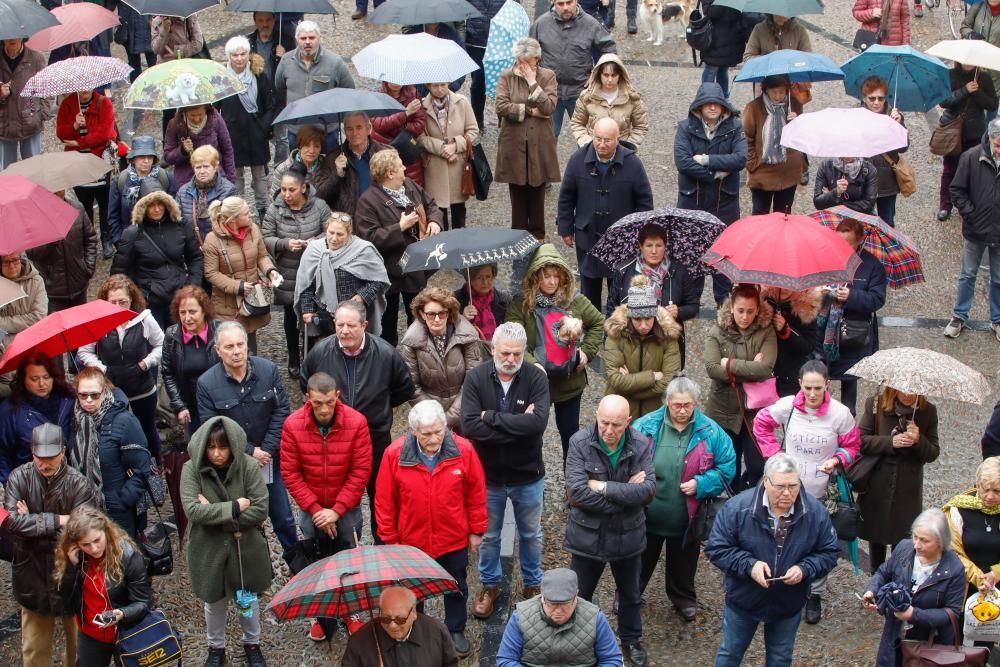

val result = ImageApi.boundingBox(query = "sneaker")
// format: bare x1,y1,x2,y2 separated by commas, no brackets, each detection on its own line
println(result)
992,322,1000,342
308,618,326,642
204,646,227,667
804,594,822,624
914,2,924,17
944,317,965,338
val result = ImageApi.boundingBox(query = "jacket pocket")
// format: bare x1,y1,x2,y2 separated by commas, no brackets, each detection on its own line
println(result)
251,387,277,406
567,510,600,554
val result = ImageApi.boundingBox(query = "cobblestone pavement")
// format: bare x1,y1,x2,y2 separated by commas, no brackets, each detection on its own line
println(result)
0,1,997,665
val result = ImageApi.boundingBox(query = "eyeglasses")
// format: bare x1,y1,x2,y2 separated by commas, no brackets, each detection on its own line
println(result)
330,213,352,223
78,392,103,401
766,478,800,494
378,606,414,627
422,310,447,320
866,95,886,102
1,258,21,266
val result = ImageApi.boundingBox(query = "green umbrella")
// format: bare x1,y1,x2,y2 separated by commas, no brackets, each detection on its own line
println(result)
124,58,244,110
714,0,823,16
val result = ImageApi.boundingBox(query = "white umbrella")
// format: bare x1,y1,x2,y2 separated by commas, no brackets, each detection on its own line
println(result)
927,39,1000,72
352,33,479,86
780,107,909,158
846,347,992,405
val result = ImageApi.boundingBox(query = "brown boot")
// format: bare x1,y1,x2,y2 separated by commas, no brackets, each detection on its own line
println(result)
521,585,541,600
472,585,500,619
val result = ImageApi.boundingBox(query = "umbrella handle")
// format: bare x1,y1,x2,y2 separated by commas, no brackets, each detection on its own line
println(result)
338,569,360,585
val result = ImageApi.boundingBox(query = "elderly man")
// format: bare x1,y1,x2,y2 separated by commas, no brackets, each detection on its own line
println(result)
564,394,655,667
196,321,298,556
341,586,458,667
0,38,50,169
558,117,653,311
4,423,100,666
529,0,616,137
376,400,487,657
461,322,550,619
496,567,622,667
318,112,391,216
706,452,840,667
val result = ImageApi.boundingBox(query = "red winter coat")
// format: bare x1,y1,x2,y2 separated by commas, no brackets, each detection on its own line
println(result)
279,401,372,517
55,92,117,154
371,83,426,186
375,432,487,558
852,0,910,46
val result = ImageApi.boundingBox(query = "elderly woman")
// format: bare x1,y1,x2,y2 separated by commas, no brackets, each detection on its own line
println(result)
857,387,940,573
270,125,334,202
862,509,965,667
858,77,907,226
602,275,682,422
78,275,165,461
108,136,176,249
372,81,427,186
814,156,879,215
743,75,805,215
262,163,330,378
454,264,512,343
375,399,487,657
218,36,276,219
163,104,237,189
150,15,203,63
633,377,735,622
419,82,479,230
495,38,560,241
399,288,486,432
761,286,822,397
506,244,604,460
944,457,1000,596
570,54,649,149
354,148,442,346
0,253,47,352
176,145,238,245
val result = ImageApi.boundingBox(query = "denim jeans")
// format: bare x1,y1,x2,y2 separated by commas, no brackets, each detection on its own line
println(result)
267,468,298,552
355,0,384,11
702,64,731,99
876,195,897,227
952,238,1000,323
573,553,643,644
479,478,544,587
553,95,579,138
0,132,42,170
714,603,803,667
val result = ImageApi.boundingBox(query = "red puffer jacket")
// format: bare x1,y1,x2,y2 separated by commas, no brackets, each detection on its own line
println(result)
852,0,910,46
375,431,487,558
279,401,372,517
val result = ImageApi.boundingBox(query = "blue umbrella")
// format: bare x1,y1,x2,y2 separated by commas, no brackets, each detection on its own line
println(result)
484,0,530,98
840,45,951,113
735,49,844,83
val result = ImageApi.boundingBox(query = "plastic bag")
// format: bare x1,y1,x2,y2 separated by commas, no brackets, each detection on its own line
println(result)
964,588,1000,643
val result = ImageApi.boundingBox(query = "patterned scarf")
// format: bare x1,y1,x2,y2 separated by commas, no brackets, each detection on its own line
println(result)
431,95,449,129
431,333,448,358
836,157,863,181
944,490,1000,516
761,94,788,165
636,258,668,302
816,291,844,362
71,390,115,494
471,289,497,340
382,184,412,209
227,62,258,114
124,164,163,208
535,293,558,309
195,174,217,221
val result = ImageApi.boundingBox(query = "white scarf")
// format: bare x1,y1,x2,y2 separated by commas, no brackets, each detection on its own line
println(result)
227,63,258,114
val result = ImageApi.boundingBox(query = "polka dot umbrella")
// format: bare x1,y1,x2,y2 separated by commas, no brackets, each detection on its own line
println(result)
484,0,530,99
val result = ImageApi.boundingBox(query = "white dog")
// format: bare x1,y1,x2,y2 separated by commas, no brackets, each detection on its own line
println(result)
166,72,199,106
638,0,665,45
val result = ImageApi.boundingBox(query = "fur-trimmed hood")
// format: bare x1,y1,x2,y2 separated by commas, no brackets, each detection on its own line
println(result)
716,294,774,335
760,286,823,325
604,303,682,341
130,190,182,226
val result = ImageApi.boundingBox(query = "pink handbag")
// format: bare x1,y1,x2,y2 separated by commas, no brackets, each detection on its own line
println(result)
742,378,779,410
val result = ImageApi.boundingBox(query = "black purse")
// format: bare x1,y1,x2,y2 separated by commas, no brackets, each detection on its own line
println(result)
469,142,493,201
825,472,860,542
685,0,712,66
690,469,736,543
852,28,880,52
391,129,424,165
839,316,873,351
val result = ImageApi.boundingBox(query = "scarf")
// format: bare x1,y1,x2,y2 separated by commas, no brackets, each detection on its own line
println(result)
761,94,788,165
71,391,116,494
194,174,217,220
636,259,669,302
186,114,208,137
836,157,863,181
471,289,497,340
816,291,844,362
431,95,449,129
535,293,558,309
228,62,258,114
382,184,413,209
225,223,249,243
124,164,163,208
431,332,448,358
945,490,1000,516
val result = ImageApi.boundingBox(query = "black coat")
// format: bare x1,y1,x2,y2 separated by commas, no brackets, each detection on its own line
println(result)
58,540,153,629
983,399,1000,459
217,69,276,168
467,0,515,46
813,159,879,214
950,134,1000,245
941,66,998,148
26,199,97,302
822,249,887,379
702,0,753,67
247,28,296,86
161,320,220,422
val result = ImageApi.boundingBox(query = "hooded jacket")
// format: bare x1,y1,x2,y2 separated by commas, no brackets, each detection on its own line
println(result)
743,16,811,61
0,257,47,348
0,45,51,141
702,0,753,67
162,107,237,189
950,132,1000,245
26,198,97,302
814,158,879,214
570,54,649,147
261,188,330,306
529,6,616,100
760,286,821,397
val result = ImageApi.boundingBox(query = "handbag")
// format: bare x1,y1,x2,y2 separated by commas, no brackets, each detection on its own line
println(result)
929,114,966,157
824,472,860,541
884,154,916,197
686,0,712,65
469,141,493,201
121,444,166,515
115,609,183,667
391,129,424,165
901,608,989,666
839,316,873,351
845,453,881,494
690,469,735,543
219,250,273,317
741,377,779,410
965,589,1000,643
138,493,173,576
461,135,476,198
853,28,880,51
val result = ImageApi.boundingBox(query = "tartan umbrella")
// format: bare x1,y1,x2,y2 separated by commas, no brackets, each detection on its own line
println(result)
269,545,459,620
810,206,924,289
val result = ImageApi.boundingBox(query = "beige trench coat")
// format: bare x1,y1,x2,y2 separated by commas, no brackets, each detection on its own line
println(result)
419,91,480,206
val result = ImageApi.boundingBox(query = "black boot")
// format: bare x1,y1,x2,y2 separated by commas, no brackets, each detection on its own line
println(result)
204,646,227,667
244,643,267,667
627,16,637,33
102,240,115,259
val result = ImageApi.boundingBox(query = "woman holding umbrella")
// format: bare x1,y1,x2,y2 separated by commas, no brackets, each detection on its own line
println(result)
858,77,907,226
455,264,512,343
163,104,237,189
743,75,805,215
372,80,428,187
814,155,879,215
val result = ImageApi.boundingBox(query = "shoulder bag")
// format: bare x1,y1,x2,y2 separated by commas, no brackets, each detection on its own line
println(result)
854,0,890,52
461,135,476,198
121,444,166,514
691,469,736,543
391,129,424,165
901,608,989,666
884,153,916,197
839,314,873,351
139,231,190,304
115,608,183,667
685,0,712,66
824,470,860,542
466,137,493,201
930,98,970,157
219,247,273,317
845,453,880,494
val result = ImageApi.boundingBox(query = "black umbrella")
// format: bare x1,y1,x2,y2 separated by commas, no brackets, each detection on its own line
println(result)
400,229,539,273
0,0,60,40
369,0,482,25
226,0,336,14
272,89,405,127
119,0,218,18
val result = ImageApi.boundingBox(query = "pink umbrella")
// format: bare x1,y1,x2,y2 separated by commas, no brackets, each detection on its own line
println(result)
0,175,79,255
26,4,120,52
21,56,132,97
779,107,909,158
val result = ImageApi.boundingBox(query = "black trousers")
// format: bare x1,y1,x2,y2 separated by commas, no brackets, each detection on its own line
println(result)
509,183,547,241
840,378,858,416
77,630,116,666
283,304,301,367
74,179,111,242
417,549,469,633
126,51,155,82
868,541,888,574
572,553,643,644
380,291,417,347
466,44,487,128
725,425,764,491
440,203,467,230
750,185,797,215
639,532,700,610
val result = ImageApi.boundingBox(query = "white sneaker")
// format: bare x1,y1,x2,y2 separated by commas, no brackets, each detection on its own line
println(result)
944,318,965,338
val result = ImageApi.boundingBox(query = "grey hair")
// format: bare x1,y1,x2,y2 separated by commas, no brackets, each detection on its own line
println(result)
763,452,799,478
911,508,952,551
990,118,1000,139
492,321,527,348
225,35,251,56
665,376,701,403
215,320,248,343
408,400,447,431
343,111,371,127
511,37,542,61
295,20,320,38
334,299,367,323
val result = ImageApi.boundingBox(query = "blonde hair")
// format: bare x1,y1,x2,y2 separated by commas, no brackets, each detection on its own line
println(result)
522,262,574,312
54,506,134,583
190,144,220,167
370,149,403,184
977,457,1000,488
327,211,353,234
209,196,249,227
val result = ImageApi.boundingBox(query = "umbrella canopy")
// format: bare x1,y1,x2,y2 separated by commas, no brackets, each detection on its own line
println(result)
271,88,405,127
810,207,924,289
119,0,218,18
840,45,951,112
269,545,459,620
0,300,138,374
352,33,478,86
0,175,79,255
0,277,26,310
735,49,844,83
399,228,539,272
702,212,861,290
20,56,132,98
0,0,60,40
370,0,482,24
780,107,909,157
484,0,530,98
226,0,336,12
589,207,727,278
846,347,992,404
713,0,823,15
26,4,120,52
926,39,1000,72
125,59,243,110
1,152,111,192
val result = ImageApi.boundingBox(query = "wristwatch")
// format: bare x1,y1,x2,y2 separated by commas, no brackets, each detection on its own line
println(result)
598,481,608,496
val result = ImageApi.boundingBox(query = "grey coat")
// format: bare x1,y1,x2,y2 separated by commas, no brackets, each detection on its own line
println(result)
274,45,355,107
261,189,331,306
529,7,616,100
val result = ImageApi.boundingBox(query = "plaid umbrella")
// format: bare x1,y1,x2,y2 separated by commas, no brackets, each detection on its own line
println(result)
269,545,459,620
20,56,133,97
846,347,992,405
810,206,924,289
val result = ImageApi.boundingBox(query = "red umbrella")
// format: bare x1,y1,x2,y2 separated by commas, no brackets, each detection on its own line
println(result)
701,212,861,291
0,300,137,373
0,175,79,255
26,4,121,52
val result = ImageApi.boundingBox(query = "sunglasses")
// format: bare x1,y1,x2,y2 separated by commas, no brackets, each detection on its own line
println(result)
78,392,103,401
866,95,886,102
378,606,414,627
330,213,352,223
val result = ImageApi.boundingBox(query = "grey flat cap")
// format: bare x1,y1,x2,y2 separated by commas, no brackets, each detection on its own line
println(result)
31,423,64,457
540,568,578,603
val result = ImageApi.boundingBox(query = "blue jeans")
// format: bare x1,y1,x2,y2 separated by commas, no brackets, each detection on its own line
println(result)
702,64,731,99
267,468,298,552
0,133,42,170
876,195,897,227
714,603,803,667
953,239,1000,323
553,96,579,138
355,0,384,12
479,478,544,587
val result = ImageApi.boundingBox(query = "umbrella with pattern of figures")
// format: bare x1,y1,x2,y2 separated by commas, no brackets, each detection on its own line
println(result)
484,0,530,98
399,228,539,272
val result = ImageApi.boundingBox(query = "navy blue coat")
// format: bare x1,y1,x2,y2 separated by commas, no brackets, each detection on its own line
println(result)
467,0,517,46
865,540,966,667
824,249,887,380
702,0,752,67
117,3,153,57
0,392,75,485
705,482,840,623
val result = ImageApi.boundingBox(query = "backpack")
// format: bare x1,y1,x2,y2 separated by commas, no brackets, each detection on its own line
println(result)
686,0,713,65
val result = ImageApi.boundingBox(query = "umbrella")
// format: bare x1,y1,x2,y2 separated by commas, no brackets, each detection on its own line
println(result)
370,0,482,24
399,228,539,273
589,207,728,278
735,49,844,83
875,582,911,617
1,152,111,192
702,212,861,291
0,277,26,310
269,545,459,620
0,0,60,40
271,88,405,127
484,0,530,98
926,39,1000,72
0,175,79,255
119,0,218,18
124,59,243,110
780,107,909,157
20,56,133,98
0,300,138,374
713,0,823,15
226,0,336,13
810,206,924,289
840,45,951,112
26,4,120,52
352,33,478,86
846,347,992,405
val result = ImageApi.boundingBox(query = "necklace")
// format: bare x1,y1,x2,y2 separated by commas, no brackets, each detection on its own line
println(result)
987,516,995,533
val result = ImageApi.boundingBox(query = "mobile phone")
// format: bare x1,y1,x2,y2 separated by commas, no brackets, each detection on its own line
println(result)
764,576,784,582
93,611,115,627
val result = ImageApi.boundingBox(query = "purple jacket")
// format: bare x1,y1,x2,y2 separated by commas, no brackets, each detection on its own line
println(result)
162,108,237,188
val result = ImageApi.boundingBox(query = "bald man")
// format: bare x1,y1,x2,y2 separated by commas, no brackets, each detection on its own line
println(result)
564,394,656,667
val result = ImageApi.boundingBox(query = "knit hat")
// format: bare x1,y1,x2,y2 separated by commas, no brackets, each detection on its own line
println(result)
627,275,658,319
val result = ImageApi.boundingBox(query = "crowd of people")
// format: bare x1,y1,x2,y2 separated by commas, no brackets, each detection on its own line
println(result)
0,0,999,666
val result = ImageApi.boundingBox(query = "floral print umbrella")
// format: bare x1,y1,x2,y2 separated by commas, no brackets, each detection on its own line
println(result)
846,347,992,405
